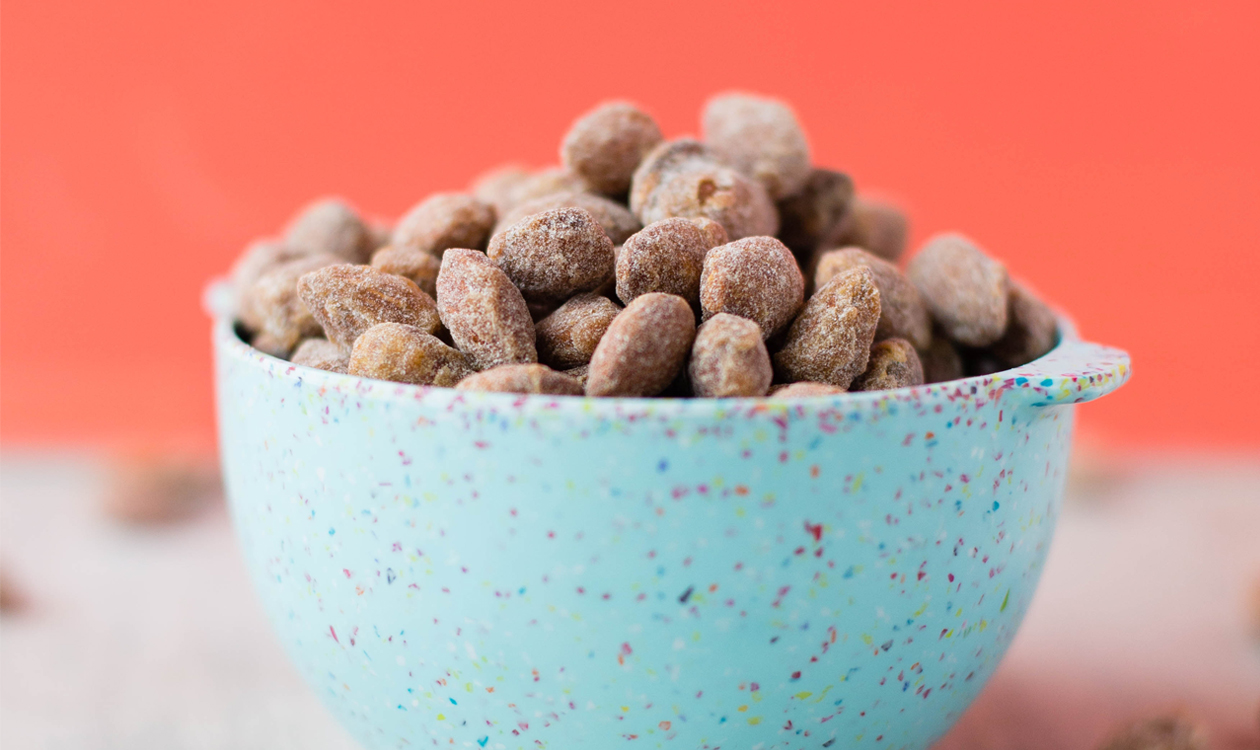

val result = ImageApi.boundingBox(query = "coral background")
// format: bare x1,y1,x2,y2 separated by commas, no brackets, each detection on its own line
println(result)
2,0,1257,450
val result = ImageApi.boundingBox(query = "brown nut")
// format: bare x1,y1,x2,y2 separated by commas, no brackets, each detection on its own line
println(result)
769,382,847,398
366,220,393,251
826,196,909,263
815,247,931,350
436,248,537,370
688,313,772,397
689,217,730,252
348,323,474,386
487,207,616,304
370,245,442,298
991,282,1058,367
852,338,925,392
563,363,591,389
511,167,592,208
629,138,715,217
776,169,855,253
250,331,291,358
455,363,584,395
1096,715,1208,750
616,218,709,307
283,197,373,263
231,239,309,306
494,191,640,246
700,236,804,339
241,253,340,354
561,102,664,197
919,335,965,384
906,233,1010,347
702,92,812,201
297,264,441,355
637,164,779,241
586,293,696,397
392,193,495,256
290,338,348,373
470,164,531,216
534,293,621,369
773,266,881,389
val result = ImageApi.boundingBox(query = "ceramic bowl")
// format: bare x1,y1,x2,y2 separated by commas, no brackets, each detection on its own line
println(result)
210,285,1128,750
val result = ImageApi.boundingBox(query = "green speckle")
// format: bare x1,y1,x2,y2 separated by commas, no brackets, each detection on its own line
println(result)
1000,588,1010,612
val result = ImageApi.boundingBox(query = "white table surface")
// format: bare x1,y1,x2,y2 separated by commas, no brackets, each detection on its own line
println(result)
2,451,1257,749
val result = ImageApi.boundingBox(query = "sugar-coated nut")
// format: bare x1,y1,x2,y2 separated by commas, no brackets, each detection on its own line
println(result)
689,217,730,252
455,363,584,395
919,335,965,383
297,264,441,355
284,197,373,263
471,164,531,216
231,240,310,314
827,196,908,262
777,169,855,252
251,331,291,358
392,193,496,256
367,221,392,251
561,102,663,197
688,313,772,397
243,253,340,353
852,338,925,391
629,138,715,217
487,207,616,304
563,363,591,389
907,233,1010,347
815,247,931,350
1096,715,1208,750
700,236,804,339
774,266,881,388
616,218,708,307
534,293,621,369
348,323,474,386
371,245,442,297
436,249,537,370
702,92,811,200
586,293,696,397
991,282,1057,367
769,382,847,398
511,167,591,208
637,164,779,240
290,338,348,373
494,191,640,245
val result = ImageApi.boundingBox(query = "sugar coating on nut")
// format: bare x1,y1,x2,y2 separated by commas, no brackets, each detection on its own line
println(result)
371,245,442,297
852,338,925,391
774,266,882,388
487,207,615,304
471,164,531,216
777,169,855,253
511,167,591,209
907,233,1010,347
688,313,772,398
534,293,621,369
629,138,715,217
284,197,373,263
637,164,779,241
700,236,804,339
455,363,584,395
991,282,1057,367
436,248,537,370
561,102,663,197
297,264,441,355
494,191,640,246
290,338,348,373
616,218,708,307
392,193,496,256
586,293,696,397
920,335,965,384
827,196,909,263
250,331,291,358
688,217,730,252
366,220,393,252
702,92,811,200
242,253,340,353
563,363,591,389
816,247,931,350
231,240,309,310
770,381,847,398
348,322,473,386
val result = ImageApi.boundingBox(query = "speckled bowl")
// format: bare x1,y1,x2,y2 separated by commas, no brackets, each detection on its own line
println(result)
210,287,1128,750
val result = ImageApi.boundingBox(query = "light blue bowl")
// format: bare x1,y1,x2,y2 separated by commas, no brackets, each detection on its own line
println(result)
211,290,1128,750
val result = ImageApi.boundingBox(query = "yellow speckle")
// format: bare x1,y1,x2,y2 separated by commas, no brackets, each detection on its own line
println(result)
795,691,813,700
436,713,445,720
692,631,701,641
737,705,748,712
735,506,746,517
621,706,629,712
861,633,873,645
748,716,762,725
852,472,864,491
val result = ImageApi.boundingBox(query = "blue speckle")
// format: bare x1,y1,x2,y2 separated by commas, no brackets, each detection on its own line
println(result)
518,587,526,595
1040,378,1054,387
1015,377,1028,385
842,566,855,579
449,697,457,705
657,459,669,473
328,528,335,536
719,717,727,724
992,501,1000,511
478,738,489,748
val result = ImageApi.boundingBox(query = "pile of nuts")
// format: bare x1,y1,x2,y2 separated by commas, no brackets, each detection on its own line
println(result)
231,93,1058,398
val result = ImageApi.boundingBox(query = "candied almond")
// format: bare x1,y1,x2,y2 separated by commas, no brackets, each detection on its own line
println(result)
392,193,495,256
535,293,621,369
297,264,441,355
616,218,708,307
348,323,473,386
284,197,373,263
906,233,1010,347
242,253,340,354
852,338,925,391
586,293,696,397
688,313,772,397
700,236,804,339
494,191,640,245
815,247,931,350
455,363,584,395
702,92,811,200
371,245,441,297
770,382,847,398
487,207,615,304
436,248,537,370
774,266,881,389
290,338,348,373
561,102,663,196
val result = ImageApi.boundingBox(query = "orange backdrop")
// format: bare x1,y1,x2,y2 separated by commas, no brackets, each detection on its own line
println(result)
2,1,1258,450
